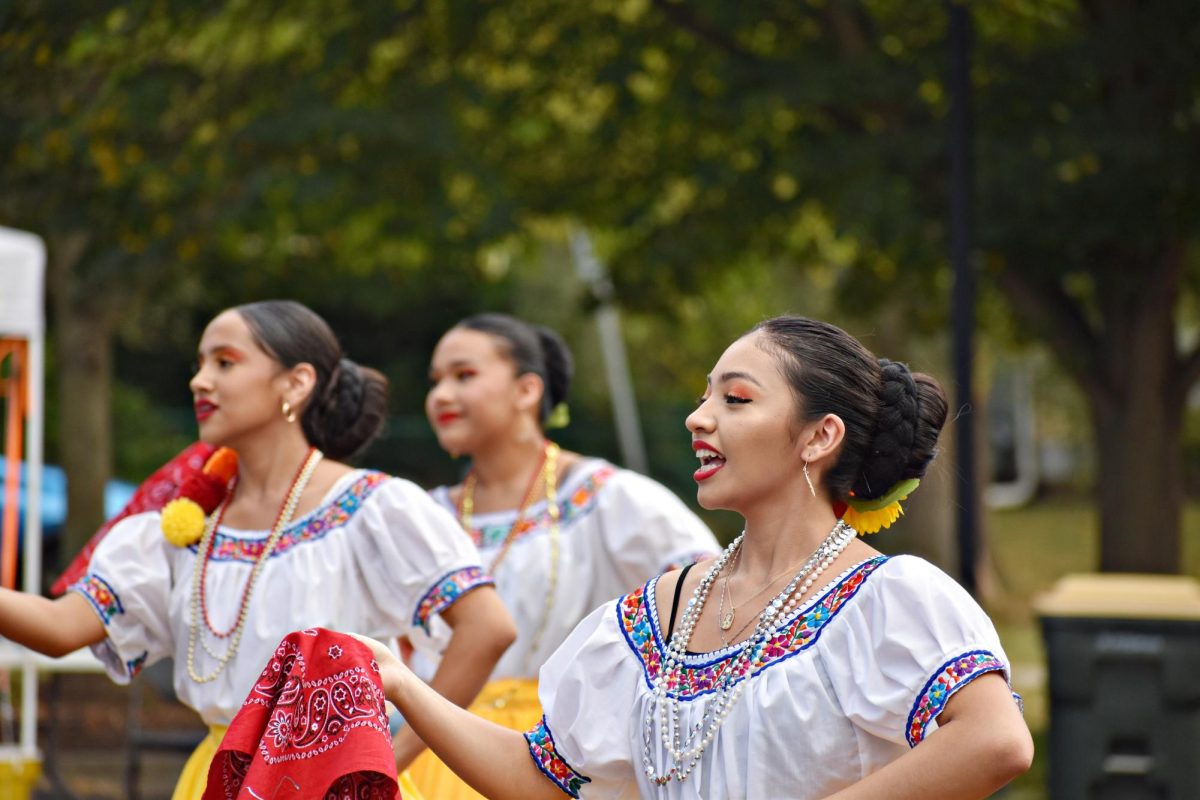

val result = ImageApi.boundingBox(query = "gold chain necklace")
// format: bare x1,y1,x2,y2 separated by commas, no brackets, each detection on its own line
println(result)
457,442,561,672
718,540,840,646
186,448,323,684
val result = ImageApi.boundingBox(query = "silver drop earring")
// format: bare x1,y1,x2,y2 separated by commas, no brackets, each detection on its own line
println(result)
803,460,816,497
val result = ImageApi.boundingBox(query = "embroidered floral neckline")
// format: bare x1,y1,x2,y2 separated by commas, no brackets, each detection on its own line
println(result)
619,556,889,700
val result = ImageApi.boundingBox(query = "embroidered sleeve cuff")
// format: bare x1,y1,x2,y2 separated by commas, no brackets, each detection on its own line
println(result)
906,649,1007,747
69,574,124,626
411,565,494,633
524,716,591,798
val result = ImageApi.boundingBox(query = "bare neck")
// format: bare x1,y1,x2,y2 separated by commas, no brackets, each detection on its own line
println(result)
230,430,315,505
736,479,842,582
468,434,547,497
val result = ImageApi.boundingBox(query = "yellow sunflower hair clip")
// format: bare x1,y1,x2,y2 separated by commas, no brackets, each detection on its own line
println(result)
841,478,921,535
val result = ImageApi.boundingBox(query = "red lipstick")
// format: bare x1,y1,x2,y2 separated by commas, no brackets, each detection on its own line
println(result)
194,399,217,422
692,441,725,482
435,411,461,426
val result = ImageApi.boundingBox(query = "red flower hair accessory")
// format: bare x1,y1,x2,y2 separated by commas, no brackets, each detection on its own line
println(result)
160,447,238,547
51,442,216,594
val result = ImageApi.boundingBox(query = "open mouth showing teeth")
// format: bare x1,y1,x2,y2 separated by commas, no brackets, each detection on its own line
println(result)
696,448,725,467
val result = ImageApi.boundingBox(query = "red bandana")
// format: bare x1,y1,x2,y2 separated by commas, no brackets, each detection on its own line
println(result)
51,441,216,595
204,628,401,800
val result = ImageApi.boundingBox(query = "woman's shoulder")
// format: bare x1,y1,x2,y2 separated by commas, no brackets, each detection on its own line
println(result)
869,554,975,599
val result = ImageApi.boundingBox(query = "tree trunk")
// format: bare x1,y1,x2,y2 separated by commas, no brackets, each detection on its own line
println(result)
46,234,114,561
997,249,1187,574
1089,280,1184,574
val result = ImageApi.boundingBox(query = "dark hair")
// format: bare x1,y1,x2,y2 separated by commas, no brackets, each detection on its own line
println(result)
234,300,389,461
752,316,948,502
456,313,573,425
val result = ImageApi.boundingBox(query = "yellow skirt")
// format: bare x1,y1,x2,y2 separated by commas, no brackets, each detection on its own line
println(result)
407,678,542,800
170,724,425,800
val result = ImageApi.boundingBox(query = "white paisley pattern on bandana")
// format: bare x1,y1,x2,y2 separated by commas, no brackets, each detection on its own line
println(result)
243,638,391,766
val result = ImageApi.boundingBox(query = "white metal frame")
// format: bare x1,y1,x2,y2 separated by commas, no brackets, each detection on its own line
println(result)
0,226,47,762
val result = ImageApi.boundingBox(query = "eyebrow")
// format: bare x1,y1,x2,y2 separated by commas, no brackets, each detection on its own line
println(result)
429,357,477,376
197,345,247,361
707,370,764,388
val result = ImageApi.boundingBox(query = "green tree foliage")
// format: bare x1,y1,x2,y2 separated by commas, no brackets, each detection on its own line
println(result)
437,0,1200,573
3,0,1197,574
0,0,522,555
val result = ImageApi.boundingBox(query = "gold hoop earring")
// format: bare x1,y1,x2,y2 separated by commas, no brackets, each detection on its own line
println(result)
282,400,296,423
803,460,816,497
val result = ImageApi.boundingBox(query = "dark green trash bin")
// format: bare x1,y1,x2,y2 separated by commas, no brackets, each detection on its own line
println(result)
1036,574,1200,800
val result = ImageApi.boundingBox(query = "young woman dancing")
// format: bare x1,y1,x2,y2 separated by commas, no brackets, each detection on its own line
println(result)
406,313,719,799
359,315,1033,799
0,301,515,799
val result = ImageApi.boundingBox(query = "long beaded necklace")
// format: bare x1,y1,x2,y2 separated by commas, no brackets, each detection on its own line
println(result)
458,441,561,671
717,543,842,647
642,520,855,787
187,447,323,684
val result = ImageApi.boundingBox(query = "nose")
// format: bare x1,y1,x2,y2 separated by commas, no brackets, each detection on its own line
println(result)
189,364,211,396
685,399,714,435
426,377,451,410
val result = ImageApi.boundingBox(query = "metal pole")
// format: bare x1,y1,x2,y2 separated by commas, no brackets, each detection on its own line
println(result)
569,230,650,473
948,0,978,595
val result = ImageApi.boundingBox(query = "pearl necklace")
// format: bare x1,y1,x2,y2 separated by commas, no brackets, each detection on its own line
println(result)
186,448,324,684
642,520,855,787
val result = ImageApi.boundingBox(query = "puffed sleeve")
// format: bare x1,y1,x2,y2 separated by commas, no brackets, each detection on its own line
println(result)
821,555,1016,748
68,512,174,684
527,595,644,798
592,470,719,600
348,476,493,640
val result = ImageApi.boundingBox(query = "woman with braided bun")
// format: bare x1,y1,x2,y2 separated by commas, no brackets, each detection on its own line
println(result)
405,312,719,800
0,300,515,799
354,314,1032,799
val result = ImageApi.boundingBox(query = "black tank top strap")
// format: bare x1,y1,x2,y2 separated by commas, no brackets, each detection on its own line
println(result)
665,561,696,643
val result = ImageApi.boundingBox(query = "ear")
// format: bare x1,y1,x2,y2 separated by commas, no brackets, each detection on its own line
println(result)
279,362,318,410
514,371,546,416
797,413,845,465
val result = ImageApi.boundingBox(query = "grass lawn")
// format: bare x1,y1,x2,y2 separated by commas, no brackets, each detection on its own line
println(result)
982,496,1200,797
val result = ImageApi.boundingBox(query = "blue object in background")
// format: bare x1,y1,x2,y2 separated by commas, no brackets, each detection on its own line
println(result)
0,455,136,541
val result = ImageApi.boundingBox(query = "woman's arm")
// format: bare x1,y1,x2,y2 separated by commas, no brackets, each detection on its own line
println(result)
0,589,106,657
391,585,518,771
355,632,561,800
825,673,1033,800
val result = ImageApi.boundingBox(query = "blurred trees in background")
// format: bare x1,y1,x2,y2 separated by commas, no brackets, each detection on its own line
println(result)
2,0,1199,573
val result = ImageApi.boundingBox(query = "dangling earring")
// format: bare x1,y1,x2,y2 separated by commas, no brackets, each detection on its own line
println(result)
281,400,296,423
803,460,816,497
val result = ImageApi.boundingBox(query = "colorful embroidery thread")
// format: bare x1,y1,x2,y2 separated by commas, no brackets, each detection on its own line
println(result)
204,471,389,563
906,650,1006,746
525,716,591,799
70,573,124,624
412,565,495,632
619,557,888,700
463,465,616,550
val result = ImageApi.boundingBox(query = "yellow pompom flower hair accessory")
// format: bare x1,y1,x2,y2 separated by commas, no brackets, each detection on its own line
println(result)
841,477,921,535
160,447,239,547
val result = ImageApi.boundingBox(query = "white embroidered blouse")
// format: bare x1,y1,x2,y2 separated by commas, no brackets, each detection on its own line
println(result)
70,470,490,726
415,458,719,680
524,554,1019,799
